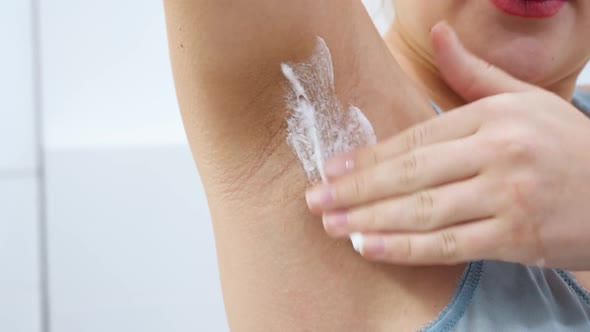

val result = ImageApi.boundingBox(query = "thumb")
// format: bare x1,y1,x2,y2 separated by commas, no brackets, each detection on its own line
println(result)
431,21,535,102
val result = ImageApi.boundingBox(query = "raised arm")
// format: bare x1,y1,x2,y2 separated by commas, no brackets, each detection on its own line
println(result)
163,0,433,189
162,1,451,331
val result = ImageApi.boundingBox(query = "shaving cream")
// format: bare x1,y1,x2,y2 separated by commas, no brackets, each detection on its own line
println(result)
281,37,376,252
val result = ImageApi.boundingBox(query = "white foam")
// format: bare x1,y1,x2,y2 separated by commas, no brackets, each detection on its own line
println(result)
281,37,377,252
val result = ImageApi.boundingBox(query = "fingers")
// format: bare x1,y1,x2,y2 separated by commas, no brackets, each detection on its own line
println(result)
307,136,485,213
322,176,497,237
324,21,532,180
324,103,484,180
358,218,503,265
431,21,535,102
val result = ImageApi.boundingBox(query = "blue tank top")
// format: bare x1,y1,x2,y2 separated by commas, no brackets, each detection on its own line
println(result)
423,90,590,332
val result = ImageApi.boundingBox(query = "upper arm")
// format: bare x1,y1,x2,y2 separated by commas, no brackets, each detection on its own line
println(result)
162,1,440,330
163,0,429,192
164,0,366,190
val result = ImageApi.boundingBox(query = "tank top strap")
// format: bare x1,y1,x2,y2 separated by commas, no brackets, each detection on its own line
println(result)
431,101,444,115
573,89,590,117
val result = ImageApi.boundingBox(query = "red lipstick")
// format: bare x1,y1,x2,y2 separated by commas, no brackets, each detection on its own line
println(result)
490,0,567,18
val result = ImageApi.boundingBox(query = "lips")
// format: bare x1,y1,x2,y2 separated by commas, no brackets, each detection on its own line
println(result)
490,0,568,18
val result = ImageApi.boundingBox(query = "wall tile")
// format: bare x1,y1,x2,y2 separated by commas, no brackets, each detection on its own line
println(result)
0,1,37,172
46,146,227,332
0,177,41,332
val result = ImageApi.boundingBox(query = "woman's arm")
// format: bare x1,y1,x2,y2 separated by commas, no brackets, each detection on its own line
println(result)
163,1,451,331
163,0,432,193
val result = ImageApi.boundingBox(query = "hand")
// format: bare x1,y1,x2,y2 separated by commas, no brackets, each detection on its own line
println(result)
305,22,590,270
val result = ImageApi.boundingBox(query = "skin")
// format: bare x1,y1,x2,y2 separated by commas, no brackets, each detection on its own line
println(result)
164,0,590,330
163,0,466,331
389,0,590,109
310,1,590,274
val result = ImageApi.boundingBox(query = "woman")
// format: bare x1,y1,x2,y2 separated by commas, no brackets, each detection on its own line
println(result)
163,0,590,330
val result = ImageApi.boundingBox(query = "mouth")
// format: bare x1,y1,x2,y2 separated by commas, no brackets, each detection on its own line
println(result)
490,0,568,18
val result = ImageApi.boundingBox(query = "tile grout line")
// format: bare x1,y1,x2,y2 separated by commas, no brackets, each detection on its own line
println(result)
31,0,51,331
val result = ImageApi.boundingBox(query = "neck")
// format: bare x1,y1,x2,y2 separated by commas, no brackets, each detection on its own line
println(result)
384,19,580,110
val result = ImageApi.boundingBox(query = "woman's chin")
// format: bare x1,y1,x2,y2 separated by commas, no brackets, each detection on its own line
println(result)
476,37,558,85
490,54,548,84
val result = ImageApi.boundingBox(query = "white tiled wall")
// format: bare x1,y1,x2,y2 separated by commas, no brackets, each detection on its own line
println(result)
580,68,590,85
39,0,227,331
0,1,41,332
0,178,41,332
0,0,37,172
45,147,227,332
40,0,184,149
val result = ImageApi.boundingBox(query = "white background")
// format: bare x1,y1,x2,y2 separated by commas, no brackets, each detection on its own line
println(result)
1,1,589,331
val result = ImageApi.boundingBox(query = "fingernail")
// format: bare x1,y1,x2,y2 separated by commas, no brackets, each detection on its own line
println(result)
305,185,334,209
323,211,349,231
325,158,355,178
361,237,385,258
350,233,364,253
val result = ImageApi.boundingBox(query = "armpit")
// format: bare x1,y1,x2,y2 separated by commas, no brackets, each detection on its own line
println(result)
198,38,370,201
281,37,376,184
